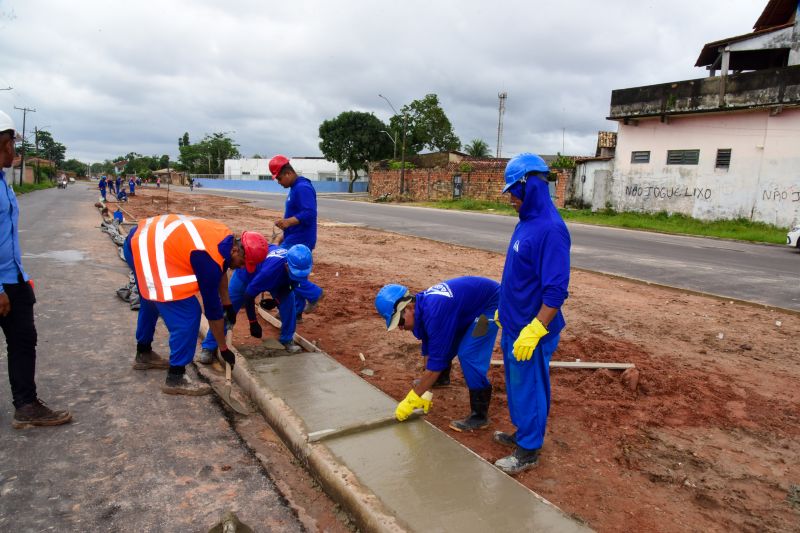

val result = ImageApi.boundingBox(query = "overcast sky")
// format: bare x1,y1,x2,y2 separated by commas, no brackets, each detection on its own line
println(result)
0,0,765,164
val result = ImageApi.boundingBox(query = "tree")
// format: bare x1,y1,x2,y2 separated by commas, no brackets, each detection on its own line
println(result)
388,94,460,155
62,158,88,176
177,132,239,174
464,139,491,158
318,111,394,192
35,130,66,167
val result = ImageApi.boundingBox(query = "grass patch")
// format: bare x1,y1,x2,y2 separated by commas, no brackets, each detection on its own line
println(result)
414,199,787,244
418,198,517,215
12,181,56,195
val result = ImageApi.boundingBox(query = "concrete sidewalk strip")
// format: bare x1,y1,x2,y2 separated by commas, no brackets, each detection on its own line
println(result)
199,323,591,532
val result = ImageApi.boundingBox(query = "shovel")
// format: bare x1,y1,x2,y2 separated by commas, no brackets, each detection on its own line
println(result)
471,314,498,337
210,329,250,415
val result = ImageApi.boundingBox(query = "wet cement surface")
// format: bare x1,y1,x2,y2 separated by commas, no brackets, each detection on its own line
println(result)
252,351,591,532
0,186,303,532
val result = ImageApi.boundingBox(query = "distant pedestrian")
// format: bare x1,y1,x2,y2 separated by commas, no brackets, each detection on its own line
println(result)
0,110,72,429
98,175,108,201
189,177,194,192
269,155,323,321
493,153,571,475
156,177,161,188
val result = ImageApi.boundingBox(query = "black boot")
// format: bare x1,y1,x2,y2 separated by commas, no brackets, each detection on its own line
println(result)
433,362,452,388
449,386,491,432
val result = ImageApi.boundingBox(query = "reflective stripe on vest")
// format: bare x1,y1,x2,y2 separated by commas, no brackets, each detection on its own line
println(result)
133,215,229,302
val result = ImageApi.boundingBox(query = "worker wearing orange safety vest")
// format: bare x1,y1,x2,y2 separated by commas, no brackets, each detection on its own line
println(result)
122,214,268,395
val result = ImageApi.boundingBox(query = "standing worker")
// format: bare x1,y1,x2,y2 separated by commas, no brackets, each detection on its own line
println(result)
115,174,123,198
375,277,500,430
0,110,72,429
493,153,571,475
107,174,116,195
269,155,323,321
128,175,136,196
198,243,313,360
123,214,268,395
98,175,108,202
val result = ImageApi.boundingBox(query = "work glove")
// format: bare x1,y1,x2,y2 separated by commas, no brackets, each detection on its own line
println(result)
219,348,236,368
259,298,278,311
249,319,263,338
512,318,549,361
223,304,237,326
494,309,501,329
395,390,432,421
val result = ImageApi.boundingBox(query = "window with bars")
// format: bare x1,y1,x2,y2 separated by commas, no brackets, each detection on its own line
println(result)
666,149,700,165
715,149,732,169
631,151,650,164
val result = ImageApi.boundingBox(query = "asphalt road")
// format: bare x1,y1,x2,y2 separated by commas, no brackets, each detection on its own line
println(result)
0,185,303,532
197,187,800,311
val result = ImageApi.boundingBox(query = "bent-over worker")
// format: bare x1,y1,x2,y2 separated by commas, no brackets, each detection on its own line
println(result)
123,214,268,395
198,243,313,360
375,277,500,430
493,153,571,475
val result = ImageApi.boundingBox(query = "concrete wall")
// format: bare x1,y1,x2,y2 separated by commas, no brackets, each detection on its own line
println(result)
224,159,269,178
224,158,367,182
574,159,614,208
194,178,368,194
610,107,800,226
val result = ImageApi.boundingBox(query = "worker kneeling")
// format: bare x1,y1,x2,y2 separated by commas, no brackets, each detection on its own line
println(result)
197,243,313,360
375,277,500,430
123,215,268,395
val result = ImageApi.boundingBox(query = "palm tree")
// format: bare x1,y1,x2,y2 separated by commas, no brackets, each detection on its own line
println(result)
464,139,491,158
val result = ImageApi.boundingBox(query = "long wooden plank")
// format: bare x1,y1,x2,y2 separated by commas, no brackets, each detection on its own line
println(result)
490,359,634,370
255,306,319,353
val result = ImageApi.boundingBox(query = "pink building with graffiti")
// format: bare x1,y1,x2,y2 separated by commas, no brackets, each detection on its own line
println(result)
599,0,800,228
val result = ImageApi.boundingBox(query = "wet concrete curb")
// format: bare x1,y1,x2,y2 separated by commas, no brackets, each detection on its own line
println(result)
198,319,408,533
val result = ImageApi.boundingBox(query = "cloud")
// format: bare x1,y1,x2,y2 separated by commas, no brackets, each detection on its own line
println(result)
0,0,765,163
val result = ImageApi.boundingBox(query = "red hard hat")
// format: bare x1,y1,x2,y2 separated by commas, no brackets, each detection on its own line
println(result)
269,155,290,178
240,231,268,273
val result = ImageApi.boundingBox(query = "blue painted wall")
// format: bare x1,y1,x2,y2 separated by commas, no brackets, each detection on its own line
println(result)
194,178,368,194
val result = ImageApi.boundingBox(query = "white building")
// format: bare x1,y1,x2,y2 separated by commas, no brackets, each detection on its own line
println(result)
224,157,367,182
587,0,800,227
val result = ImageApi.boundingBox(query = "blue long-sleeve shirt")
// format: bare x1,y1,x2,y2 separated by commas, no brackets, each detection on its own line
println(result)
243,245,295,301
411,277,500,371
0,171,29,293
99,177,107,190
282,176,317,250
498,175,571,342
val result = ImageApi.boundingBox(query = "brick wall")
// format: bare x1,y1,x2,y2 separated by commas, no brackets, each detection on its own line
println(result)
369,164,573,208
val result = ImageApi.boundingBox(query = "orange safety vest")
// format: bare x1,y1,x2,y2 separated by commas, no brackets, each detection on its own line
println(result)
131,214,232,302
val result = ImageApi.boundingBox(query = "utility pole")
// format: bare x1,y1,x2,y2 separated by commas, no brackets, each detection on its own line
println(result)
496,92,507,159
34,127,39,184
400,113,407,195
14,106,35,187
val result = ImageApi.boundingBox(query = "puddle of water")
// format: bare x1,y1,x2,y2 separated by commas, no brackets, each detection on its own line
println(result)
23,250,86,263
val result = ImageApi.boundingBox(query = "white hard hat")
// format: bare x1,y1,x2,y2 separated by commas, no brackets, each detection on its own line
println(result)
0,110,22,140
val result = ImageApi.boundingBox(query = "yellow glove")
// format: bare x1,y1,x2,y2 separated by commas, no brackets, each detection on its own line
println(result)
494,309,502,329
512,318,549,361
395,390,433,421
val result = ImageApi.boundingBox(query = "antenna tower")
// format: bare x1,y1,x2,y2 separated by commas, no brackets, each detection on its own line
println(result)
496,92,507,158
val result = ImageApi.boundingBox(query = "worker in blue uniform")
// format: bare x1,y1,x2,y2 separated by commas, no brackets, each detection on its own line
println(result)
98,175,108,201
493,153,571,475
115,175,123,197
269,155,323,321
375,277,500,430
198,243,313,360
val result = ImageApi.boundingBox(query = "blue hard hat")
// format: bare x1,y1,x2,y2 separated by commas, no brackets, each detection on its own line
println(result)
286,244,313,281
503,153,549,193
375,284,410,330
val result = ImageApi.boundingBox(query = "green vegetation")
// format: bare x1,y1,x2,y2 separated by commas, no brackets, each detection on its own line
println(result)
13,181,56,195
464,139,491,157
415,199,787,243
388,94,461,154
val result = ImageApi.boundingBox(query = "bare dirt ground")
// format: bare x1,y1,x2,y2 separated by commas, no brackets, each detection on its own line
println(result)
122,188,800,533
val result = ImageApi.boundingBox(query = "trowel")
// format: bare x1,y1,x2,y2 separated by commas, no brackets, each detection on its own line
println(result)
471,314,498,337
210,329,250,415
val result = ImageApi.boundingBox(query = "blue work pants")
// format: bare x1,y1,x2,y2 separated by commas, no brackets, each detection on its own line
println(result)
453,309,498,390
500,331,560,450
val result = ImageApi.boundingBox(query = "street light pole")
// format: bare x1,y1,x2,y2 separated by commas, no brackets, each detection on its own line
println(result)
400,113,408,195
14,106,35,187
380,130,397,159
